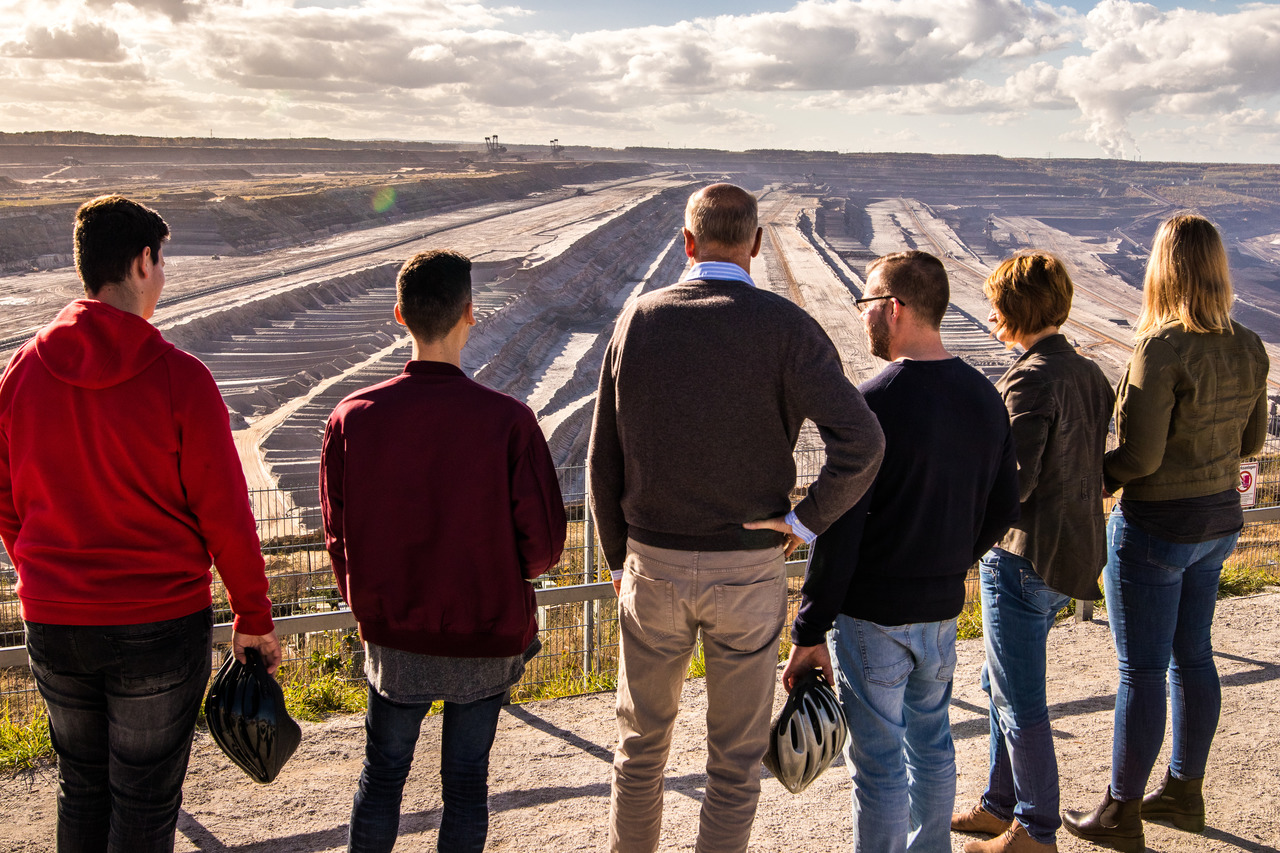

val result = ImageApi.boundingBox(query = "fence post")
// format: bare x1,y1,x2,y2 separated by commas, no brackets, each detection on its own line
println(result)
583,477,596,674
1075,598,1094,622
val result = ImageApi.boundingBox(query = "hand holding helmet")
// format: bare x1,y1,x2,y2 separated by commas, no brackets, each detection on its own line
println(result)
762,668,848,794
204,646,302,784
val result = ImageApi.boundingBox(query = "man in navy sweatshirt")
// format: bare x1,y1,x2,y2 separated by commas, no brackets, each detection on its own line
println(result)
784,251,1020,853
321,249,566,853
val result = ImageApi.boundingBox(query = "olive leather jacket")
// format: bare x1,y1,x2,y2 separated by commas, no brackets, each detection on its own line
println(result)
994,334,1116,600
1106,321,1269,500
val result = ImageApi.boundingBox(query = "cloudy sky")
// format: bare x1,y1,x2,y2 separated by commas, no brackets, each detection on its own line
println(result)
2,0,1278,162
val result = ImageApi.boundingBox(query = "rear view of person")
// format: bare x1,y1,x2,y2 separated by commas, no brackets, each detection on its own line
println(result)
0,195,279,852
953,254,1114,853
1062,214,1269,853
321,249,566,853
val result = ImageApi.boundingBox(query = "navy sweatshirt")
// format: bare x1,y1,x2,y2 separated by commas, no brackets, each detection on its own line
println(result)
792,358,1020,642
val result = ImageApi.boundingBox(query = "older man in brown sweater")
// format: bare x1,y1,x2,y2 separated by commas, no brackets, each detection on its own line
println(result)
588,183,885,853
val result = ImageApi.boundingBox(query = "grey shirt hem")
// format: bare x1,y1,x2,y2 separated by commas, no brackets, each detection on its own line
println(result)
365,637,542,705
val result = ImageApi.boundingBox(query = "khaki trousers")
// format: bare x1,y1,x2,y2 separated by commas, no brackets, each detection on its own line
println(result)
609,539,787,853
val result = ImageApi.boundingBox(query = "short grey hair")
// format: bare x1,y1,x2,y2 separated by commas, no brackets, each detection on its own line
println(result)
685,183,758,248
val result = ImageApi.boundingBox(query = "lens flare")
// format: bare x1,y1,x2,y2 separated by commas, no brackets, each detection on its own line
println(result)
372,186,396,213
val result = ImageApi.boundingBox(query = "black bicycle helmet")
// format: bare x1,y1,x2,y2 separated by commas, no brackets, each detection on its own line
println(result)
762,668,848,794
204,647,302,784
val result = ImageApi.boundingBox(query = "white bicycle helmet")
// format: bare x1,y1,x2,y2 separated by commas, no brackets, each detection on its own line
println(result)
762,669,848,794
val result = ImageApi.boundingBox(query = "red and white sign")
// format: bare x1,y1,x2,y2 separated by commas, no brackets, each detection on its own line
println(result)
1238,461,1259,508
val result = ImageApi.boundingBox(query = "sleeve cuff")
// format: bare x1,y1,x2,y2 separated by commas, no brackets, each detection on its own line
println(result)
785,510,817,544
790,621,828,648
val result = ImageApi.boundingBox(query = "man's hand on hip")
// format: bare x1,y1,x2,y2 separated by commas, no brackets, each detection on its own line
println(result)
742,515,802,558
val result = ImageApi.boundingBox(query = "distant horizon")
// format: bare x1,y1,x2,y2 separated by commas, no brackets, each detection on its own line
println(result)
1,129,1274,169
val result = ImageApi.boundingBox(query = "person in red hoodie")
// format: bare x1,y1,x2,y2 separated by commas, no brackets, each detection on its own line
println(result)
0,195,279,853
321,249,566,853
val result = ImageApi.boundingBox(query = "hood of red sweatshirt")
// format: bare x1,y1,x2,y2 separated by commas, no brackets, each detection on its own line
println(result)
32,299,174,390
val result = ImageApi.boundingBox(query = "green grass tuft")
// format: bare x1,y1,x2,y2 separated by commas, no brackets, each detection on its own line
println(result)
956,602,983,641
0,705,53,772
1218,563,1279,599
281,672,367,722
687,645,706,679
513,669,618,703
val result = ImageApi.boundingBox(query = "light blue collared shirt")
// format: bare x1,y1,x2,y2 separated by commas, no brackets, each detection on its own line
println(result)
684,261,756,287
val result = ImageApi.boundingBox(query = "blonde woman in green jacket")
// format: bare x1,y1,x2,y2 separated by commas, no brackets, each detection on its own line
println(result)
1063,214,1269,853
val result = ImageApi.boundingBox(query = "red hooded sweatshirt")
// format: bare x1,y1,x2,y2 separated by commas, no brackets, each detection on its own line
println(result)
0,300,273,634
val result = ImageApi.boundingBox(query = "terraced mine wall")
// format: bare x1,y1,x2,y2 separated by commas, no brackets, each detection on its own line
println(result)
160,182,690,516
466,185,691,469
0,161,650,271
162,263,402,422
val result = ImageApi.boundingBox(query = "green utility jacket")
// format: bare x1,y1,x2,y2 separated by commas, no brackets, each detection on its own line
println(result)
1106,321,1269,500
994,334,1116,600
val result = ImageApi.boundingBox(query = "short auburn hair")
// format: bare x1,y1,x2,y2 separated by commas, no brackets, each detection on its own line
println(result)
983,253,1073,339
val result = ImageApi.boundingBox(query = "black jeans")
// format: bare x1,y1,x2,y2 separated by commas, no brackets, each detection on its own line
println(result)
25,608,213,853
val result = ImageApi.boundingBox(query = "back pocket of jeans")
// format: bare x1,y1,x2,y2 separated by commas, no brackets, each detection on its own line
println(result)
620,571,677,645
712,575,786,653
110,623,196,694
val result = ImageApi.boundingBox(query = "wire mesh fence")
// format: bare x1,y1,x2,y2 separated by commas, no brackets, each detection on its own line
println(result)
4,442,1280,722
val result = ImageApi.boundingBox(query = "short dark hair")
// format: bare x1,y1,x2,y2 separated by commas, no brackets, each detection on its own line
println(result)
866,251,949,328
396,250,473,342
685,183,758,248
984,253,1073,338
74,195,169,296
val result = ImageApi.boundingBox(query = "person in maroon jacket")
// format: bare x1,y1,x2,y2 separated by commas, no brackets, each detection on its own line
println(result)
321,249,567,853
0,195,279,852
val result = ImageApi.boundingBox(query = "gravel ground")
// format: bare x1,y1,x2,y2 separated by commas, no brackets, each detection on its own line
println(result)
3,593,1278,852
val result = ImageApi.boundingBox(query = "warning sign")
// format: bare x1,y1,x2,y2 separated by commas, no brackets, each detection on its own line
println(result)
1239,461,1259,508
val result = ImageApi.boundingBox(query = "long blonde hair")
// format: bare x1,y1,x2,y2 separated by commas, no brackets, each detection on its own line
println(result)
1136,213,1234,338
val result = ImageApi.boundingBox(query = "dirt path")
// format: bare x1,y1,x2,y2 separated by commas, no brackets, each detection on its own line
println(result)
3,594,1278,853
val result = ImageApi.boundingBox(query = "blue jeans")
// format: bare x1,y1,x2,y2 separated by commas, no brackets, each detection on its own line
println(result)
830,614,957,853
24,608,213,853
1103,508,1239,800
978,549,1071,844
348,686,504,853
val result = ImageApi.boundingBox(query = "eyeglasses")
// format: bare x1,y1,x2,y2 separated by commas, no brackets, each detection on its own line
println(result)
853,294,905,312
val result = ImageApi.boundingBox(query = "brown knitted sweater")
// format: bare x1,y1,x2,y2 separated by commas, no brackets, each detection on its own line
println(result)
588,278,885,572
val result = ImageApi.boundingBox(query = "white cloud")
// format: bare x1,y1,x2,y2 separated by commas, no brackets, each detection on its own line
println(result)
1,19,128,61
85,0,200,23
1056,0,1280,157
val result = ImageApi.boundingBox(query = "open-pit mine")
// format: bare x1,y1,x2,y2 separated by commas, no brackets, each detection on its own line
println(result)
4,136,1280,534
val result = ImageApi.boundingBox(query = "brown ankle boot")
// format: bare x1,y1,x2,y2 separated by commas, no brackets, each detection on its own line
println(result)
963,823,1058,853
1061,787,1144,853
953,803,1014,837
1141,769,1205,832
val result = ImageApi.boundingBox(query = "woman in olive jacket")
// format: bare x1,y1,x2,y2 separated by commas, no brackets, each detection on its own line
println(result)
1062,214,1269,853
952,253,1114,853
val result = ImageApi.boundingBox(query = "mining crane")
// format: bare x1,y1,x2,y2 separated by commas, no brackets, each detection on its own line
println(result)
550,138,565,159
484,135,507,159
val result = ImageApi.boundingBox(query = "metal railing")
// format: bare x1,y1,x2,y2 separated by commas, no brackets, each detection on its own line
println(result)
4,446,1280,720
